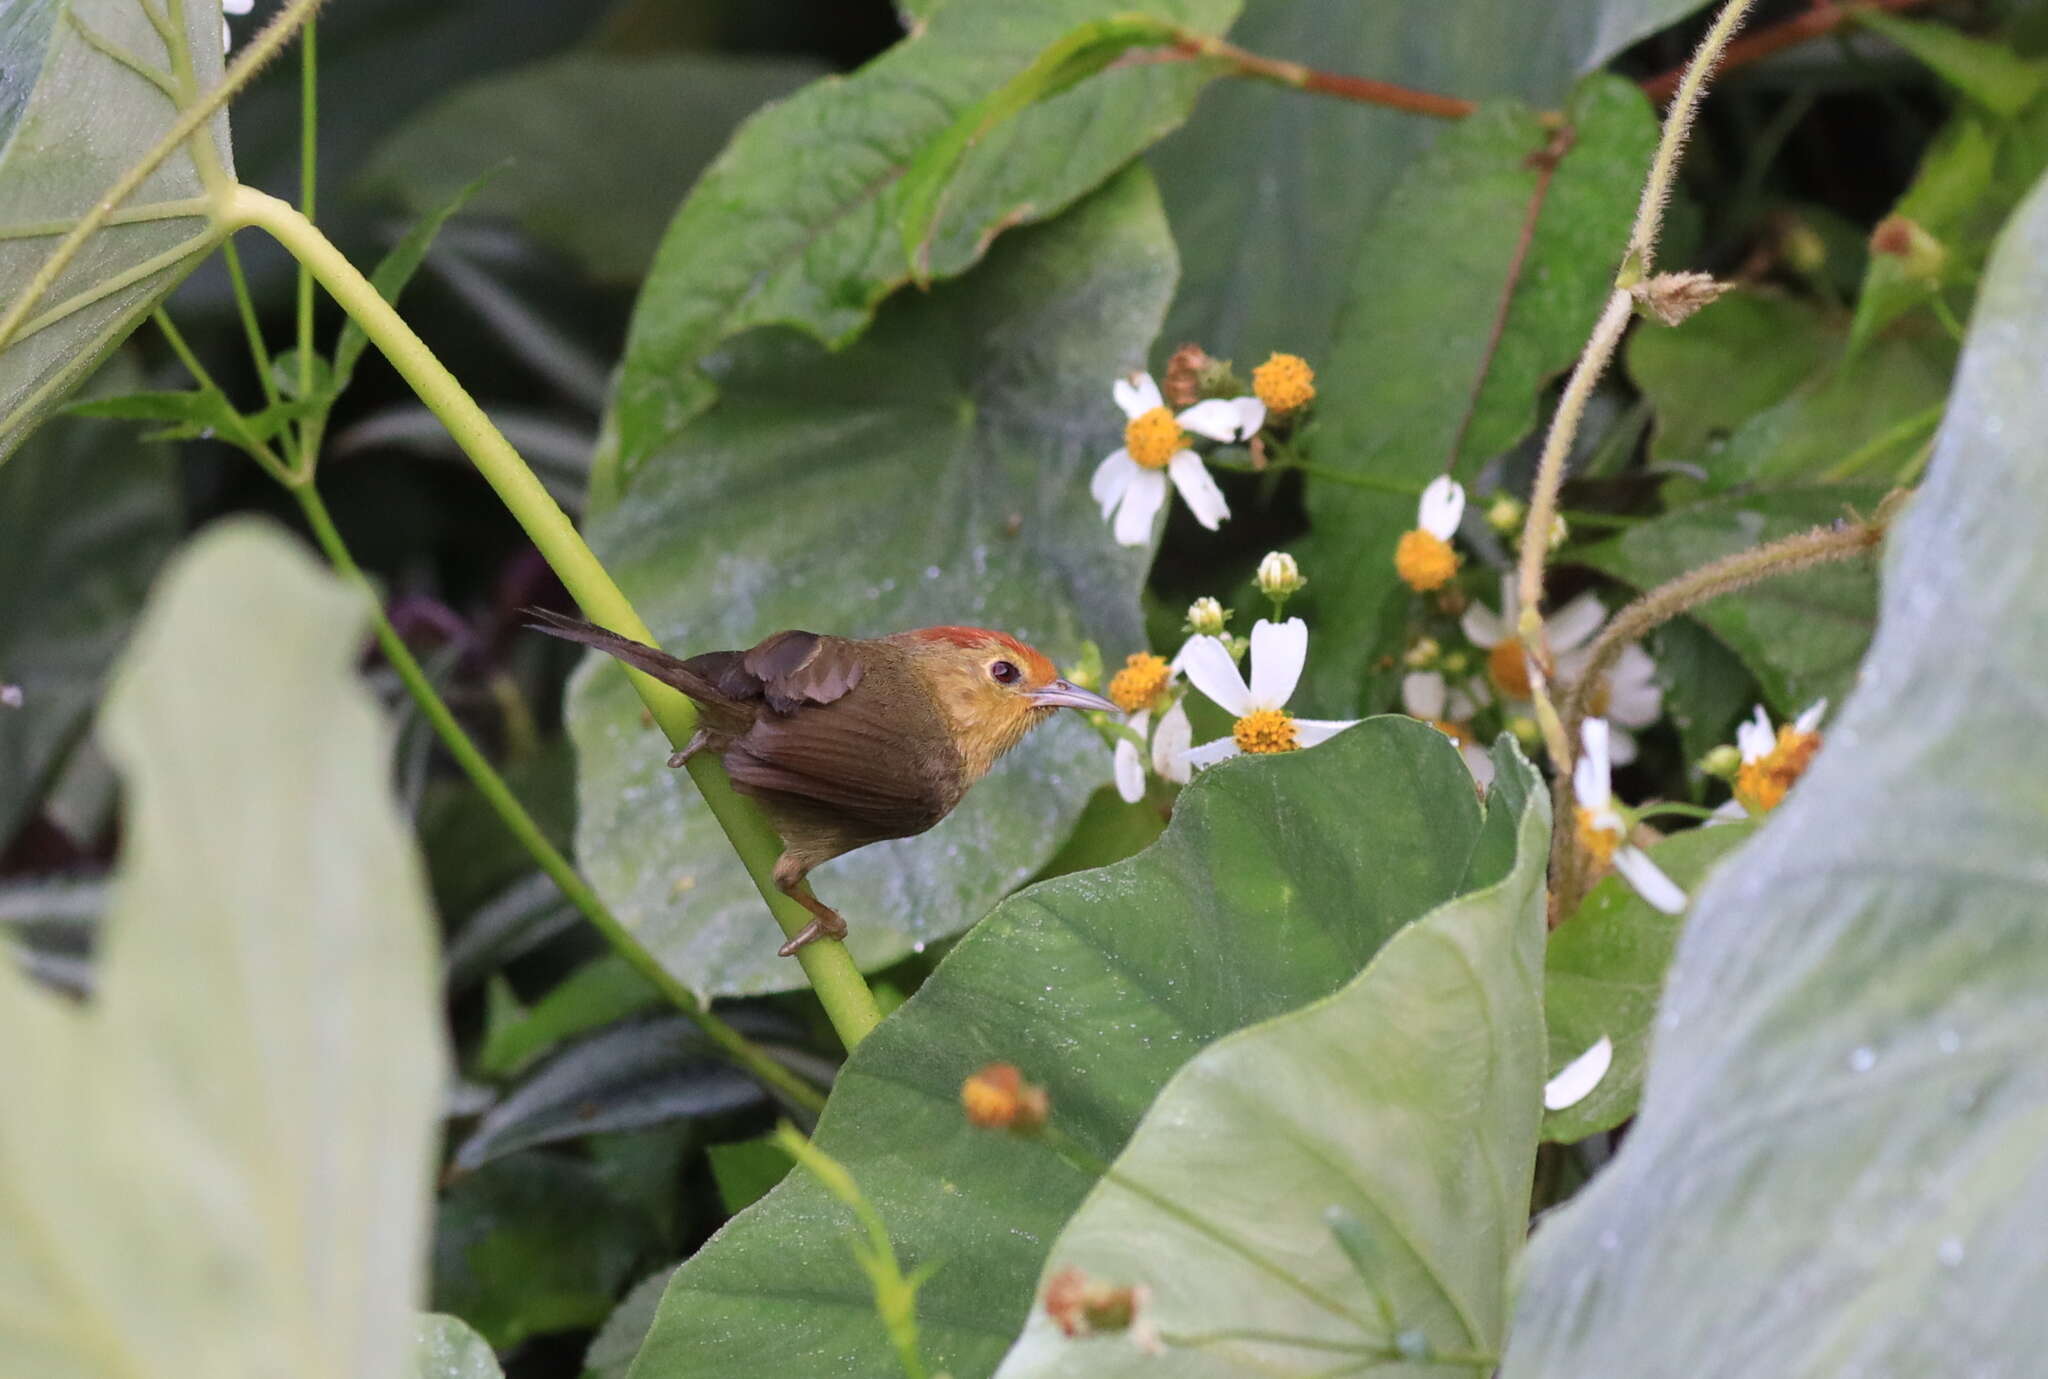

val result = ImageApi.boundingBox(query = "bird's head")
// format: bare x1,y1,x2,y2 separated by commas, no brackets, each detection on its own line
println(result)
899,626,1115,781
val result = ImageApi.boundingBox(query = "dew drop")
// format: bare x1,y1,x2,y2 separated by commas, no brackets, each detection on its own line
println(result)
1938,1238,1965,1268
1848,1046,1877,1073
1937,1028,1961,1054
1598,1230,1620,1252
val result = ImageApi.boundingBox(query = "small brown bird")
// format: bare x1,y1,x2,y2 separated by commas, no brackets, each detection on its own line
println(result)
529,610,1116,954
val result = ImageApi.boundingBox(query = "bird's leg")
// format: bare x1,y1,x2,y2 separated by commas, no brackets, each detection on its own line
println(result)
773,854,847,956
667,728,711,769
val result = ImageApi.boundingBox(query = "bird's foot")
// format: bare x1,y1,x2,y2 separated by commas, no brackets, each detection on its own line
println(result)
777,909,848,957
667,729,710,769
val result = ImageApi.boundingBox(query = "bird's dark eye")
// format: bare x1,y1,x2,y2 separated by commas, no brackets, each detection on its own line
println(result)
989,659,1021,685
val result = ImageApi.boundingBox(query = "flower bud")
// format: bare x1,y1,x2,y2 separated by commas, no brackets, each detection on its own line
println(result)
1778,217,1827,275
1698,744,1742,779
1064,640,1104,692
1629,270,1734,326
1256,551,1306,601
1547,514,1569,551
1043,1268,1152,1343
1485,494,1525,533
1185,596,1228,637
1161,343,1212,410
1440,649,1471,676
1403,636,1442,670
1250,352,1316,414
961,1063,1050,1134
1869,215,1946,282
1508,715,1541,749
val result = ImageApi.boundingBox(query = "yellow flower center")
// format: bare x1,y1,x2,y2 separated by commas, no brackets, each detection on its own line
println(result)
1233,707,1300,754
1394,529,1460,592
1252,352,1316,413
1107,652,1172,713
1574,805,1620,867
1733,726,1822,814
1488,638,1533,700
1124,406,1186,469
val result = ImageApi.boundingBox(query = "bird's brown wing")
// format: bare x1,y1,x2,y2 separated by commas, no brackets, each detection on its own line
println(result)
739,631,866,713
723,692,962,845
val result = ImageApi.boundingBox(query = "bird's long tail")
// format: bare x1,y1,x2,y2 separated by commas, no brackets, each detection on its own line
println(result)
525,608,729,705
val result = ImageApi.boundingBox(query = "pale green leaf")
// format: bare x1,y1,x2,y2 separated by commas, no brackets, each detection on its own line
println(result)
0,520,443,1379
567,168,1170,998
413,1314,503,1379
1857,10,2048,118
1502,161,2048,1379
994,748,1548,1378
0,0,232,458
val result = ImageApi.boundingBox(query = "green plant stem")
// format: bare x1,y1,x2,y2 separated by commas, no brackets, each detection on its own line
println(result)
294,17,317,467
292,484,826,1114
227,184,882,1051
151,308,294,485
220,237,281,412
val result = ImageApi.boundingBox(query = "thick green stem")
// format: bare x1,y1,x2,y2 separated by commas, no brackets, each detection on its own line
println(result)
228,185,882,1050
292,484,826,1113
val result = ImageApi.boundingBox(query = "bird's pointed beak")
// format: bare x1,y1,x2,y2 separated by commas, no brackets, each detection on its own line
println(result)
1028,678,1119,713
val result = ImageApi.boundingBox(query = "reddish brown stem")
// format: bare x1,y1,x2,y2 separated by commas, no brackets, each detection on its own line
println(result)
1639,0,1941,103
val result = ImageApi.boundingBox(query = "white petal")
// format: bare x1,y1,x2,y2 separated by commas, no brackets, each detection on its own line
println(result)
1459,677,1494,711
1614,847,1689,915
1152,701,1193,783
1293,718,1358,747
1166,450,1230,530
224,0,255,11
1543,1035,1614,1111
1178,635,1253,718
1461,742,1497,787
1091,450,1138,519
1795,698,1829,734
1545,591,1608,654
1181,737,1242,771
1114,736,1147,803
221,14,232,46
1737,704,1775,762
1418,476,1466,539
1461,580,1512,647
1232,396,1267,439
1574,718,1613,806
1607,726,1639,767
1402,671,1447,720
1606,645,1664,727
1445,685,1477,720
1112,468,1168,546
1178,398,1251,442
1113,372,1162,418
1248,617,1309,709
1709,798,1749,824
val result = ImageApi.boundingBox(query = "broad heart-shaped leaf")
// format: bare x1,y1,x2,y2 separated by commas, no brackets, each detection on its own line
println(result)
1149,0,1709,367
412,1314,503,1379
625,720,1512,1379
0,354,174,849
1500,166,2048,1379
358,52,825,284
567,168,1170,999
1295,77,1656,710
1577,485,1887,717
600,0,1233,493
0,0,232,459
0,521,443,1379
1542,821,1755,1145
995,750,1548,1379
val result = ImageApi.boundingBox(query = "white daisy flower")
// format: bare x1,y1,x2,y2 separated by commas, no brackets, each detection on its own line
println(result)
1091,372,1256,546
222,0,253,49
1572,718,1687,915
1543,1035,1614,1111
1113,701,1193,804
1400,671,1496,787
1726,698,1828,816
1177,617,1358,771
1463,575,1662,764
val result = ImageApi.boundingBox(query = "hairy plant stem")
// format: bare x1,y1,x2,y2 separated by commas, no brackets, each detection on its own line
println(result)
1161,31,1475,119
1514,0,1759,777
291,484,827,1114
228,184,883,1051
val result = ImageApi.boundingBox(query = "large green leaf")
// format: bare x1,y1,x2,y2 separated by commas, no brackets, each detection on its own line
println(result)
626,720,1508,1379
994,749,1548,1378
1149,0,1709,365
412,1314,503,1379
359,52,824,284
1627,292,1836,465
567,168,1170,998
1501,163,2048,1379
0,521,444,1378
1542,821,1755,1144
0,354,175,849
0,0,232,457
603,0,1235,488
1578,485,1886,716
1297,76,1656,708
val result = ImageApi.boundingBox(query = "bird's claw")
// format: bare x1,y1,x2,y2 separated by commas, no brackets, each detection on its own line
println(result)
777,911,848,956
